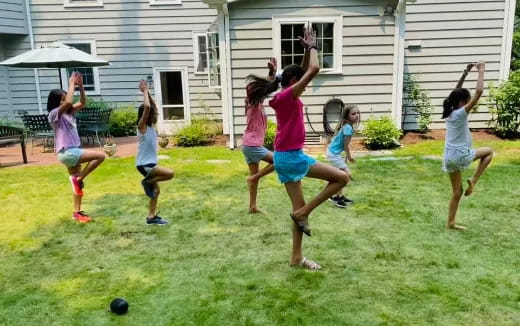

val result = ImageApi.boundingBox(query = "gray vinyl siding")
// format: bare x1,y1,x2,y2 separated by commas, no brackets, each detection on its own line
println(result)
228,0,397,135
3,0,220,122
0,35,39,117
0,0,27,35
404,0,506,130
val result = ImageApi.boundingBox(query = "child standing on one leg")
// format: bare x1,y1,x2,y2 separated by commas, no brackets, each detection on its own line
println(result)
247,28,349,270
326,105,360,208
443,62,493,231
242,57,278,214
47,72,106,223
136,80,174,225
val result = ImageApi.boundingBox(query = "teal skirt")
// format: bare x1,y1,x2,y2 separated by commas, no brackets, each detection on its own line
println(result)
273,149,317,184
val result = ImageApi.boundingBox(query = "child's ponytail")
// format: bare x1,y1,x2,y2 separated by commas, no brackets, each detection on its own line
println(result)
245,75,281,106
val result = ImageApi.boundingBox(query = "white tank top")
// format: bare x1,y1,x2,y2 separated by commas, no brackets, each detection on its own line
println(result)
136,125,158,166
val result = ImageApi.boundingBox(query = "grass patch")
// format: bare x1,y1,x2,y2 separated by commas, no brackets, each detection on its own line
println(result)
1,144,519,325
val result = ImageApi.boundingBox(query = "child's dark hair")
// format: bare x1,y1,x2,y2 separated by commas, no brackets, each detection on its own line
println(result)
47,89,66,113
335,105,360,134
245,64,305,106
442,88,471,119
138,103,158,127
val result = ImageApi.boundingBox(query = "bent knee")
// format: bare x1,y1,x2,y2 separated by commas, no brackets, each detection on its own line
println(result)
167,170,175,179
337,171,349,186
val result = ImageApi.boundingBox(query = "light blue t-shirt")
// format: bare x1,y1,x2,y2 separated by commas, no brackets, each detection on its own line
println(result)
136,125,158,166
328,124,354,155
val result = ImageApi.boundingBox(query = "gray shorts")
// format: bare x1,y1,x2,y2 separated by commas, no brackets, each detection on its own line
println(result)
242,145,270,165
57,147,84,167
326,149,349,171
443,147,476,173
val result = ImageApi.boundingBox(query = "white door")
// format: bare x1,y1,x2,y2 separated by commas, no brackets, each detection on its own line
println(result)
153,67,190,135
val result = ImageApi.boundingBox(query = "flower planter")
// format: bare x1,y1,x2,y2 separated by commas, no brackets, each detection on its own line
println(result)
103,144,117,157
159,136,169,148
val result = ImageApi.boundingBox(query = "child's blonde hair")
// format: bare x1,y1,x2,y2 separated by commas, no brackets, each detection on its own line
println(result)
334,105,360,135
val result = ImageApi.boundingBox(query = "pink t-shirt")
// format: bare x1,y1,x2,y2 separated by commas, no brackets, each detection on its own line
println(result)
242,102,267,147
269,87,305,151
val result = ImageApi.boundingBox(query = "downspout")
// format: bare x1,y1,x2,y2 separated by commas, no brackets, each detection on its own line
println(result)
223,3,235,149
391,0,406,129
24,0,43,113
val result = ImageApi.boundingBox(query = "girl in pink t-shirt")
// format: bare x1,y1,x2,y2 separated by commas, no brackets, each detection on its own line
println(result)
242,57,277,214
245,28,349,270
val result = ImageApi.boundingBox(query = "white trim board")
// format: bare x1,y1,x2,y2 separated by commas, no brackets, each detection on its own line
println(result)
64,0,103,8
391,0,406,129
499,0,516,81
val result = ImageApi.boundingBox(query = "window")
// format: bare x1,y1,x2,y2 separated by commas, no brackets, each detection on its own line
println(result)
273,16,343,74
64,0,103,8
159,71,185,120
150,0,181,5
207,32,221,88
193,33,208,74
60,40,101,95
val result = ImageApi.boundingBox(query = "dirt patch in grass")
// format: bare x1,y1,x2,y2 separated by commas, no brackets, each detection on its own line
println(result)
400,129,501,145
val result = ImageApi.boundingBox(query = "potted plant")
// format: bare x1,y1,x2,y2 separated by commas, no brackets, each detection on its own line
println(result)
103,136,117,157
158,134,169,148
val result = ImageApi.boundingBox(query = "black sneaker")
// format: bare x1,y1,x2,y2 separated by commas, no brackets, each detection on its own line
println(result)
328,195,347,208
141,179,155,198
339,195,354,205
146,215,168,225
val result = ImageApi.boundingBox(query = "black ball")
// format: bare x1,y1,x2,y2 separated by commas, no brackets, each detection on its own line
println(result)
110,298,129,315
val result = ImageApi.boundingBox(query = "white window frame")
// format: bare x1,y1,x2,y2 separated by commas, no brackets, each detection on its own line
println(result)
206,31,221,88
150,0,181,6
60,40,101,95
273,15,343,74
193,32,208,75
64,0,103,8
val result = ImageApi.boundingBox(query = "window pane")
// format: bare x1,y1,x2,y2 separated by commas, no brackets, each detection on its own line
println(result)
281,55,292,68
163,107,184,121
323,55,334,69
323,23,334,38
293,40,304,54
68,43,91,54
160,71,183,106
293,24,304,39
322,39,334,53
281,41,292,55
198,36,207,52
281,24,292,39
293,55,304,65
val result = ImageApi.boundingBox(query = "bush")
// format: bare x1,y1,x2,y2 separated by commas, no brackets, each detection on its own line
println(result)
109,106,138,137
488,71,520,138
174,120,213,147
264,120,276,150
403,74,433,132
362,116,402,149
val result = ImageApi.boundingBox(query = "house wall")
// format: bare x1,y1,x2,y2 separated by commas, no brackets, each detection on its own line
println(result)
227,0,398,137
0,0,27,35
404,0,508,129
1,0,221,127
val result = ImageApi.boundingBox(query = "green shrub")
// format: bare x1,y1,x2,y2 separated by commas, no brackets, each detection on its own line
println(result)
174,121,212,147
109,106,138,137
363,116,402,149
264,120,276,150
488,71,520,138
74,96,112,110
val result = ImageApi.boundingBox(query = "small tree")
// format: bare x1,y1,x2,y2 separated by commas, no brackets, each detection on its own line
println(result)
488,71,520,138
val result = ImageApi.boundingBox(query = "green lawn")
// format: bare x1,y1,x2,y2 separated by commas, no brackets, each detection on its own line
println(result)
1,141,519,325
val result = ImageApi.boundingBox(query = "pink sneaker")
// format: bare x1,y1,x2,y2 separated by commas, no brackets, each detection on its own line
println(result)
72,211,91,223
69,175,84,197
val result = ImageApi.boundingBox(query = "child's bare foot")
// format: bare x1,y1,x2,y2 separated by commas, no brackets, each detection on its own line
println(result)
448,224,467,231
290,257,321,270
464,178,475,196
249,207,267,214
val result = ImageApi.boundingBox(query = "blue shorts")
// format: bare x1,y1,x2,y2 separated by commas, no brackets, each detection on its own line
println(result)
57,147,84,167
242,145,270,164
137,163,157,178
273,149,317,184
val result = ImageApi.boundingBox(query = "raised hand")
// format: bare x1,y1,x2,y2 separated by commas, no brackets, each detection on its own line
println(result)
75,73,84,88
466,63,476,72
268,57,277,73
298,27,317,50
477,61,486,70
68,72,78,85
139,80,148,93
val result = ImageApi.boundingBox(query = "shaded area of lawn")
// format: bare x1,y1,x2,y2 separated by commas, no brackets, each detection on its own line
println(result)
0,144,519,325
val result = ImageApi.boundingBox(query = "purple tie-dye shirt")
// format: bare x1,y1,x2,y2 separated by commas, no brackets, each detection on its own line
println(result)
48,108,81,152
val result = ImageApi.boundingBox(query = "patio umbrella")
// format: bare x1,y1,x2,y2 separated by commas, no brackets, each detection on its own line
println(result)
0,41,109,89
